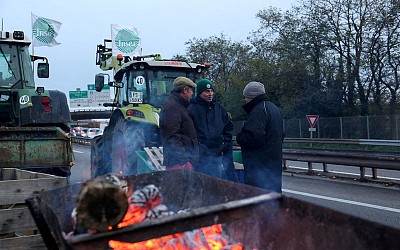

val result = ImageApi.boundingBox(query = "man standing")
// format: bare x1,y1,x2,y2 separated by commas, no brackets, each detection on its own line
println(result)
159,77,198,170
236,81,284,192
189,79,238,181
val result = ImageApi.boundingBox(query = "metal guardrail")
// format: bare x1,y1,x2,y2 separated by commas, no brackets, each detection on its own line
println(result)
283,148,400,180
282,138,400,181
284,138,400,147
72,136,400,182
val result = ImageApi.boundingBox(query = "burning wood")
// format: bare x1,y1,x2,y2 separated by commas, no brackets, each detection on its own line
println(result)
68,174,244,250
73,174,132,233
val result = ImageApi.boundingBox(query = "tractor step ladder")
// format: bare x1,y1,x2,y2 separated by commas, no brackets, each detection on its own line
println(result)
143,147,165,171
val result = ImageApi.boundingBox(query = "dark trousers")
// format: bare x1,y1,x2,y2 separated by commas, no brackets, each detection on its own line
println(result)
195,146,239,182
222,148,239,182
244,159,282,193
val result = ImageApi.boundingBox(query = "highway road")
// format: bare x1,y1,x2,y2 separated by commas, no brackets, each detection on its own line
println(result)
71,144,400,230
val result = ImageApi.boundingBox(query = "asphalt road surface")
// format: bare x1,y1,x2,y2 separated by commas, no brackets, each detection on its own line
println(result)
71,144,400,230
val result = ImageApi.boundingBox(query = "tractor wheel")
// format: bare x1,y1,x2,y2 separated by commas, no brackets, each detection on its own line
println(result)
111,118,145,175
90,126,112,178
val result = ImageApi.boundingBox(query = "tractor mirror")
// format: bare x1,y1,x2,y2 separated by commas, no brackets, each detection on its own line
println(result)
95,74,106,92
37,63,49,78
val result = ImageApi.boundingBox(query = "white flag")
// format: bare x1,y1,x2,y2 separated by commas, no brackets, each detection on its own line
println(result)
111,24,141,56
31,13,62,47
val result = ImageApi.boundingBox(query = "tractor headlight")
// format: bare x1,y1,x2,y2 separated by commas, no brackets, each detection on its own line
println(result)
13,31,24,40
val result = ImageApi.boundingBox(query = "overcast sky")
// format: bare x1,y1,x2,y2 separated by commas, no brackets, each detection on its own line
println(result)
1,0,296,106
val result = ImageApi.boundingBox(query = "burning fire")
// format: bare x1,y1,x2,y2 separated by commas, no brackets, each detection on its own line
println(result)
109,224,243,250
68,177,244,250
108,185,244,250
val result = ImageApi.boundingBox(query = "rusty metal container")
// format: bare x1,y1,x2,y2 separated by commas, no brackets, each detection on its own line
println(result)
0,127,73,170
26,170,400,250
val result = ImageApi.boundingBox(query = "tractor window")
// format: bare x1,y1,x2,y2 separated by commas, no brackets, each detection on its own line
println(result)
149,80,173,107
127,70,147,104
118,73,129,107
0,44,34,89
127,67,200,107
20,47,35,88
0,51,17,88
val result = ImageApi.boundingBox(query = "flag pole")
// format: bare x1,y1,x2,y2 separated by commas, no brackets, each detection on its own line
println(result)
32,38,35,74
31,13,35,74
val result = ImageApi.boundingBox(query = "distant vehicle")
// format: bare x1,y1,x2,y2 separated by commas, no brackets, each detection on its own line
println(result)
70,126,81,136
86,128,103,139
80,127,89,137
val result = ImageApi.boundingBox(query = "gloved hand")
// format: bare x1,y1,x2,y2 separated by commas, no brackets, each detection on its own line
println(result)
167,161,193,170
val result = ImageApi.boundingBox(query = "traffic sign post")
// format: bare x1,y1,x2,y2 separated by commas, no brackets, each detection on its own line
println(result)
306,115,319,138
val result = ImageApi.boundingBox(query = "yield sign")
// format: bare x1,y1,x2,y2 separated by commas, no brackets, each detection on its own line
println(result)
306,115,319,128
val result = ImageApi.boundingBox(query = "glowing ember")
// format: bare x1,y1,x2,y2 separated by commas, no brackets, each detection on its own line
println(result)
108,185,244,250
109,224,243,250
68,180,244,249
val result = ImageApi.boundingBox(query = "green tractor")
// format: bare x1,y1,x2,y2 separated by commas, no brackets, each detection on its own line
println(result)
0,30,73,177
91,39,209,177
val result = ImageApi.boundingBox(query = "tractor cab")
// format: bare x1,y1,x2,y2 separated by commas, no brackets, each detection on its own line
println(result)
0,30,55,127
115,60,206,108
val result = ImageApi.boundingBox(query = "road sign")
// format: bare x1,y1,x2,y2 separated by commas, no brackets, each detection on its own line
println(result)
87,84,112,107
69,90,89,108
69,90,88,99
306,115,319,128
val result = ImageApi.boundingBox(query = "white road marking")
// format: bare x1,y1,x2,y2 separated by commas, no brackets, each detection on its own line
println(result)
283,189,400,213
288,166,400,181
73,150,84,154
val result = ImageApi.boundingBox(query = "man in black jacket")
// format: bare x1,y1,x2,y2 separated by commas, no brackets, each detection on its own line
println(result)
236,81,284,192
160,77,198,170
189,79,238,181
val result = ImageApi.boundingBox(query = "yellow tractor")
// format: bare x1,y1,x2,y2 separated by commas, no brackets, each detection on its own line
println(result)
91,39,209,177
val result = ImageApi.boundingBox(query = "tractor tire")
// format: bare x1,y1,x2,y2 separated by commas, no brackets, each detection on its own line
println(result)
111,118,145,175
90,126,112,178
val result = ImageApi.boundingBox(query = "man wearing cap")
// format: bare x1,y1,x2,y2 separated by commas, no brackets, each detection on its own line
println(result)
236,81,284,193
188,79,238,181
159,76,198,170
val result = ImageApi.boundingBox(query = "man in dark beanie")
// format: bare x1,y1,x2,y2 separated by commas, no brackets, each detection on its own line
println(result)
188,79,238,182
236,81,284,192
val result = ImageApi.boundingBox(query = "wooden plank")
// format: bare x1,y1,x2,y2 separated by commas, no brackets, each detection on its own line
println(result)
1,168,61,181
144,147,164,171
0,177,67,205
151,147,164,165
0,207,37,234
234,162,244,170
15,168,62,180
0,234,45,250
0,168,65,249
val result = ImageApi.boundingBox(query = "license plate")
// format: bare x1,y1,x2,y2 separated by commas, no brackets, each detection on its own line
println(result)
129,91,143,103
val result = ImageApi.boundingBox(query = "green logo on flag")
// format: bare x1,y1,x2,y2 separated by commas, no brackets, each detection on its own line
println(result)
32,18,56,44
115,29,140,53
